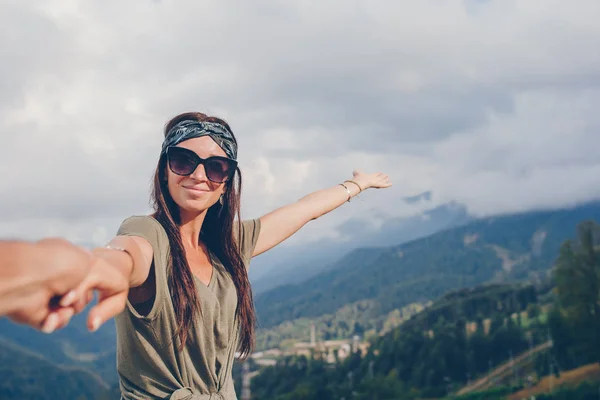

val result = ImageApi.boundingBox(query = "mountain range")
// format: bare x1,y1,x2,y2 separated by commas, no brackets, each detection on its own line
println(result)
2,198,600,398
250,197,472,293
254,200,600,332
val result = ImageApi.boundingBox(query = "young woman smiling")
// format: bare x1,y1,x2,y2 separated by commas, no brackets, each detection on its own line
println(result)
58,111,391,399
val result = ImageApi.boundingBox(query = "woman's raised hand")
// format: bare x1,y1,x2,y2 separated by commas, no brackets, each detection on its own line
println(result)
349,170,392,191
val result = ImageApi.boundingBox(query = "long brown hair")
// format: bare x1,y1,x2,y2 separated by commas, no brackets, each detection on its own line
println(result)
150,112,255,358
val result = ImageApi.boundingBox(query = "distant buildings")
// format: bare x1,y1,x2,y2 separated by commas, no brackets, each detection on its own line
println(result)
251,323,369,366
239,323,371,397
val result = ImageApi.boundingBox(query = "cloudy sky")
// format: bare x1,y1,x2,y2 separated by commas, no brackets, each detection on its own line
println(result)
1,0,600,250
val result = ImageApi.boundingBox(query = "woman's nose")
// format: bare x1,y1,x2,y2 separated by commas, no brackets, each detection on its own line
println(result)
190,163,208,181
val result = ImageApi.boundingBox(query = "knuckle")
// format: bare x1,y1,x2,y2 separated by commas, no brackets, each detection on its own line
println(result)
41,240,90,269
8,306,47,327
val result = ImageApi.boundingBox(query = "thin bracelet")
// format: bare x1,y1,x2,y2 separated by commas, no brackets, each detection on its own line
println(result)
344,180,362,193
339,183,352,202
104,245,134,264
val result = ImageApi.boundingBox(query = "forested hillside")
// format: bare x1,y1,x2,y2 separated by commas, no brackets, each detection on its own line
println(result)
249,219,600,400
0,338,119,400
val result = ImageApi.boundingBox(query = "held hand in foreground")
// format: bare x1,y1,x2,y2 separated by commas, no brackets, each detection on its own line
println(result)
3,238,92,333
50,247,131,333
350,170,392,191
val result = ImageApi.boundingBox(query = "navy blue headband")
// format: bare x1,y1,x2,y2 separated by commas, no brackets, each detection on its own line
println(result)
161,120,237,160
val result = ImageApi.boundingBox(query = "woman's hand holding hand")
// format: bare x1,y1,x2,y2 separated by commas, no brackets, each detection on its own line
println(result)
48,247,132,333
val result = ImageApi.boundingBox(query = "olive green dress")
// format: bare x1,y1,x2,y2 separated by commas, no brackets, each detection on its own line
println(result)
114,215,261,400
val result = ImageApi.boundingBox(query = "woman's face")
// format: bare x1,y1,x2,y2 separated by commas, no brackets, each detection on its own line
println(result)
167,136,228,215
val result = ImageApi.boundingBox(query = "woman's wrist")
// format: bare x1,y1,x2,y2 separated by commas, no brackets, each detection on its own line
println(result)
94,246,135,286
345,179,365,192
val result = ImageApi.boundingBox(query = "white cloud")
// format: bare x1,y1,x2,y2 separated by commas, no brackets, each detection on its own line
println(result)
1,0,599,248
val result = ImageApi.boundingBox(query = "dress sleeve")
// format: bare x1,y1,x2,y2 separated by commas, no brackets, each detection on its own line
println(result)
117,215,171,320
236,218,261,268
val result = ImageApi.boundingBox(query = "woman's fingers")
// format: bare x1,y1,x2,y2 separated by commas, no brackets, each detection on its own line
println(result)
87,291,128,332
74,290,94,314
59,290,77,307
37,252,131,334
61,257,125,302
54,307,76,330
40,306,76,333
40,253,131,334
64,256,130,332
40,312,60,334
86,289,94,305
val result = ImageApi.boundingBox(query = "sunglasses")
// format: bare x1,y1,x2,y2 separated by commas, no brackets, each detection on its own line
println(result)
166,146,237,183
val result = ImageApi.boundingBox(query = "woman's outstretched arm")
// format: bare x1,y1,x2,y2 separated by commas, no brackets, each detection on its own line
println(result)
57,234,155,332
252,170,391,256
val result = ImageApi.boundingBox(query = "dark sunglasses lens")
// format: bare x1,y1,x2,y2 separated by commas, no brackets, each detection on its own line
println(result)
205,158,234,183
168,148,197,175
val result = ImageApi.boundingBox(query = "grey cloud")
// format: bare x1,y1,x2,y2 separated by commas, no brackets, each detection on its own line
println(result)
1,0,600,244
404,191,432,205
0,3,78,111
0,119,159,222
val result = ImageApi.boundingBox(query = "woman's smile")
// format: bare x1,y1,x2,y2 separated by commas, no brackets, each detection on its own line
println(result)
183,185,210,195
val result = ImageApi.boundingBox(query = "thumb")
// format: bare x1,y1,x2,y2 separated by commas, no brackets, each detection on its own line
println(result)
87,291,128,332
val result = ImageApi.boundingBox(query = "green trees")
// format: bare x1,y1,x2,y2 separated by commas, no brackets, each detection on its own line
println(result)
551,220,600,367
251,283,538,399
248,219,600,400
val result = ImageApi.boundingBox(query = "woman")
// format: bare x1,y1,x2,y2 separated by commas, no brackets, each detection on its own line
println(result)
59,111,391,399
